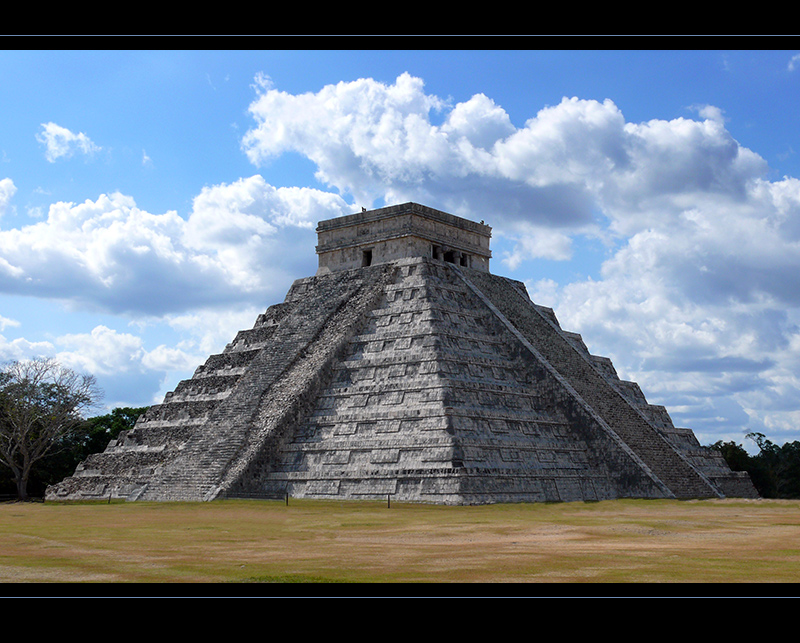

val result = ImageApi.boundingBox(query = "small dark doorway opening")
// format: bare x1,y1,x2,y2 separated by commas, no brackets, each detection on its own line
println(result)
362,249,373,267
443,250,456,264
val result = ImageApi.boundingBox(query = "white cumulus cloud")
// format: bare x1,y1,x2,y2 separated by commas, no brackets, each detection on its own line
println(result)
55,325,144,376
240,76,769,267
0,179,350,316
36,122,101,162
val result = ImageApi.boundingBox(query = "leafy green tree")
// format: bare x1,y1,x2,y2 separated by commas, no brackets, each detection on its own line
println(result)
73,407,149,457
712,433,800,499
0,358,102,500
746,433,800,499
0,405,150,499
775,441,800,498
712,440,752,472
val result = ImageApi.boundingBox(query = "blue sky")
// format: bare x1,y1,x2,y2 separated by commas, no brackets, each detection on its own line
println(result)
2,45,800,452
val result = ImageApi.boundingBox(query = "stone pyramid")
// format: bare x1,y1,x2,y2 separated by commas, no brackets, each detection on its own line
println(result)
47,203,758,504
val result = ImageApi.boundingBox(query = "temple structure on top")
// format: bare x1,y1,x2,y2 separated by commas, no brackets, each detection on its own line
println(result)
316,202,492,274
47,202,758,505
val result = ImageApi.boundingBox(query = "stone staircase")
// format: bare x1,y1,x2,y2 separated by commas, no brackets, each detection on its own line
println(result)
252,258,671,504
136,264,397,501
459,268,723,499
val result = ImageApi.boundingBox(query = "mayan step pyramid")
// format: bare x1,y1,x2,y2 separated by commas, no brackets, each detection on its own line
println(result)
47,202,758,504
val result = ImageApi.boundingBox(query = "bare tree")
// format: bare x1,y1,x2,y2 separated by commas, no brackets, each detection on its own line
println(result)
0,358,103,500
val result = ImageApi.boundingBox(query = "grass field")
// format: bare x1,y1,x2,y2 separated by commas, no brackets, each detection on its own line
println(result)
1,497,799,591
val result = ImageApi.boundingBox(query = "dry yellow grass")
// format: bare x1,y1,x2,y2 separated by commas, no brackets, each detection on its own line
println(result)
1,497,799,588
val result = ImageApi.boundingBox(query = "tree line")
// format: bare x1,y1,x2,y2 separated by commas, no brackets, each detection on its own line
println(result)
712,433,800,499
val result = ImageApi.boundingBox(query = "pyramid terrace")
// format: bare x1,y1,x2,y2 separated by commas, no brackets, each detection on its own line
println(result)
48,203,758,504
